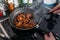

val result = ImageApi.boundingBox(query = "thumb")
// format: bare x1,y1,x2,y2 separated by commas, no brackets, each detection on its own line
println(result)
49,32,54,37
44,34,49,40
44,34,48,38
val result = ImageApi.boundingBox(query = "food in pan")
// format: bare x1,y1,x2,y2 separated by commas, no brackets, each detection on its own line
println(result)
14,13,36,28
26,13,32,19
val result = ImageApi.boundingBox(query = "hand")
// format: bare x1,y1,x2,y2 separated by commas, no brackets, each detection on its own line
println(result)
50,4,60,13
44,32,56,40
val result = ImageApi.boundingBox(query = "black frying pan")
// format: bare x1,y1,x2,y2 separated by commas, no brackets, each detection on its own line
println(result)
9,7,42,30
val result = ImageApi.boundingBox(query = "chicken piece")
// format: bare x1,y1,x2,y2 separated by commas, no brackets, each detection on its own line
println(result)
23,23,29,28
17,15,23,21
15,22,23,28
23,18,31,23
20,14,26,18
26,14,32,19
29,24,33,28
19,16,23,21
18,14,26,21
14,19,23,28
22,14,26,18
15,17,20,22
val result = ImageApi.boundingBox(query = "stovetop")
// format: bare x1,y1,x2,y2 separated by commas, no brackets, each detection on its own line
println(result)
0,19,44,40
0,14,60,40
0,15,60,40
0,4,60,40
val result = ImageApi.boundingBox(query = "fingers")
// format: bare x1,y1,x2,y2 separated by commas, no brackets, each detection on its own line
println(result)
50,4,60,12
44,34,49,40
49,32,54,37
53,9,60,13
44,34,48,38
44,32,54,38
44,32,55,40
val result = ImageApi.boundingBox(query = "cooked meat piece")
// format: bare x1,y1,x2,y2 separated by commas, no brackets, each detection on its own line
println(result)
17,14,23,21
23,23,29,28
15,22,22,28
22,14,26,18
19,14,24,16
23,18,31,23
18,16,23,21
26,14,32,19
20,14,26,18
14,18,23,28
29,24,33,28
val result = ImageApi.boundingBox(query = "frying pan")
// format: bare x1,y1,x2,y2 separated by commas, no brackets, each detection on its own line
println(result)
9,7,42,30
